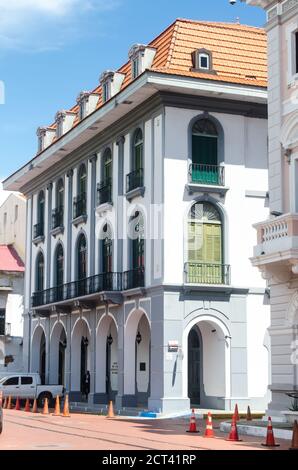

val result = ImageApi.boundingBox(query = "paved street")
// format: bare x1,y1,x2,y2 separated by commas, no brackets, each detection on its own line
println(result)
0,409,291,450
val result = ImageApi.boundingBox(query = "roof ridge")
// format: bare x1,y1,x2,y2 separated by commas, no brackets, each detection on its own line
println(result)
165,21,180,68
175,17,265,32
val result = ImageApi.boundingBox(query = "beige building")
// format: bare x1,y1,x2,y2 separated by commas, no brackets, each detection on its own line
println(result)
243,0,298,417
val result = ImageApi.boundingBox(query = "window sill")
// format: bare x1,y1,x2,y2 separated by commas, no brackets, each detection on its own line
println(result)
32,235,45,245
186,183,229,197
72,215,87,226
50,226,64,237
126,186,145,201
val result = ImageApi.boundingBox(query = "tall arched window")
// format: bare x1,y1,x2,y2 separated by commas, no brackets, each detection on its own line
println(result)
133,129,143,172
187,202,223,284
74,164,87,218
101,224,113,274
131,211,145,270
191,118,219,185
55,244,64,287
36,191,45,237
53,179,64,228
77,234,87,281
36,251,45,292
103,148,112,182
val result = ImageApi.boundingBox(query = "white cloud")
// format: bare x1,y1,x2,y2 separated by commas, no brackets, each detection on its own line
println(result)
0,0,119,51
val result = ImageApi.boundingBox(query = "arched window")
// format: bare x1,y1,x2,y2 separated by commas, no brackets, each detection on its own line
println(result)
191,118,219,185
55,244,64,287
133,129,143,172
36,251,45,292
78,164,87,197
187,202,223,284
103,148,112,182
101,224,113,274
130,211,145,270
77,234,87,281
56,179,64,211
37,191,45,236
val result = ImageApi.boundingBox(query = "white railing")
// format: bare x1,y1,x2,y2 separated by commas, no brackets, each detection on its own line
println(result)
262,221,289,242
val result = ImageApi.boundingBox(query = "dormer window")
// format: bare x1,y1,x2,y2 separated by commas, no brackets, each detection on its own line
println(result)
192,49,214,73
102,81,111,103
132,56,140,79
36,126,56,153
100,70,125,103
55,110,76,137
129,44,156,79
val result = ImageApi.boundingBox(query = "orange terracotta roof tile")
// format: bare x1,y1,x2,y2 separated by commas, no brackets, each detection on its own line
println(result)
44,19,267,146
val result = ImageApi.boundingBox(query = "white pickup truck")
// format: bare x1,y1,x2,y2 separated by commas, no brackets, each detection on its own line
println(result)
0,373,64,407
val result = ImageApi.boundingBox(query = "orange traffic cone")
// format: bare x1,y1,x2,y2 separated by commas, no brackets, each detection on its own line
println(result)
289,420,298,451
15,397,21,411
32,399,38,414
234,404,239,421
52,396,61,416
226,414,242,442
186,409,199,433
246,406,252,421
42,398,49,415
24,398,31,412
107,400,115,419
261,417,280,447
7,396,12,410
61,394,71,418
204,412,214,438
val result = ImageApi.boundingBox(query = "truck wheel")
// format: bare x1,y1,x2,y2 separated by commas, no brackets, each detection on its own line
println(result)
38,392,53,408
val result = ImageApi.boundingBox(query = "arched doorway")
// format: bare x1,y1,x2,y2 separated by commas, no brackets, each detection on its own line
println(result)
188,328,201,405
71,318,91,401
183,316,231,409
31,325,46,384
124,310,150,407
49,322,67,386
96,315,118,403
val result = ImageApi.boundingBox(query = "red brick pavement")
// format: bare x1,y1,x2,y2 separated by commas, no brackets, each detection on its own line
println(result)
0,409,291,451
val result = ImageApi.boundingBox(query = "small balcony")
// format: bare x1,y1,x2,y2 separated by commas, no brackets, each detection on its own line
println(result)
97,179,112,207
126,168,145,200
123,267,145,290
187,164,228,197
73,193,87,224
252,214,298,274
185,262,231,285
33,222,44,243
51,207,64,235
189,163,225,186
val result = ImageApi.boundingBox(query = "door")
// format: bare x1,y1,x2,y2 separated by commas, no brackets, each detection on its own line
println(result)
1,376,20,398
188,329,201,405
192,134,219,184
80,338,87,398
20,376,35,399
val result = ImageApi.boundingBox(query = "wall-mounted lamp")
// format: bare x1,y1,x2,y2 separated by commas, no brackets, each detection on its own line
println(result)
136,331,142,345
82,336,89,347
107,334,113,346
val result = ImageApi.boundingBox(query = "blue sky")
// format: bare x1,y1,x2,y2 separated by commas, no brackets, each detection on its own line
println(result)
0,0,265,181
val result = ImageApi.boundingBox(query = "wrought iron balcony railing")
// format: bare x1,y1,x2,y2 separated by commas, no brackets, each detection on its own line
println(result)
126,168,144,193
122,266,145,290
73,193,87,219
97,179,112,206
52,206,64,229
33,222,44,239
189,164,225,186
185,262,230,285
32,268,146,308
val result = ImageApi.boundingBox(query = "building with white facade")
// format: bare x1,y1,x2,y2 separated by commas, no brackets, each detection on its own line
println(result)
4,19,270,413
242,0,298,417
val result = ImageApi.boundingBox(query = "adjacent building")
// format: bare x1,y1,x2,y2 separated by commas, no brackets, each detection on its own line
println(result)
4,19,270,413
242,0,298,416
0,193,26,374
